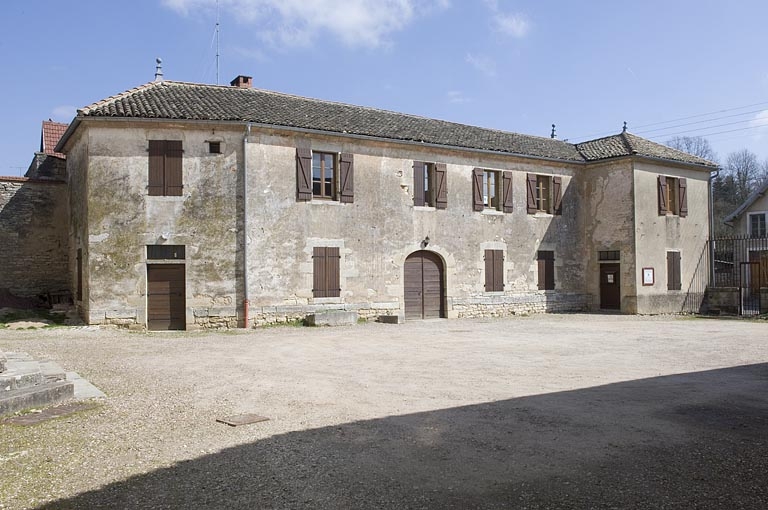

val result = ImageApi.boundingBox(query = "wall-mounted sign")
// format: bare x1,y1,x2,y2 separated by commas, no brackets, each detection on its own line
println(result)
607,273,615,284
642,267,655,286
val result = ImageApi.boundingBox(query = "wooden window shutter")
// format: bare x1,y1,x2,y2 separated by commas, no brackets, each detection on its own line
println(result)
472,168,484,211
526,173,537,214
667,252,681,290
413,161,425,207
537,251,555,290
484,250,494,291
484,250,504,291
165,141,183,196
552,176,563,215
296,148,312,201
493,250,504,291
148,140,165,196
327,247,341,297
658,175,668,215
435,163,448,209
339,153,354,204
313,247,341,298
502,172,513,213
76,248,83,301
678,178,688,217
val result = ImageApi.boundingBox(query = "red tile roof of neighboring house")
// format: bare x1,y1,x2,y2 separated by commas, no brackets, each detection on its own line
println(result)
41,120,68,158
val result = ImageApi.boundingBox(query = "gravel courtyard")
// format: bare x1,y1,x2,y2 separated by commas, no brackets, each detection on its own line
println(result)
1,314,767,509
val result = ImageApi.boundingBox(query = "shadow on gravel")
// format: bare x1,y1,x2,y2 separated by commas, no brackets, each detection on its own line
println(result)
40,364,768,509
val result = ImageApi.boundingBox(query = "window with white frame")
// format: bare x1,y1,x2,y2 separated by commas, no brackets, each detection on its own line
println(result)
749,212,767,238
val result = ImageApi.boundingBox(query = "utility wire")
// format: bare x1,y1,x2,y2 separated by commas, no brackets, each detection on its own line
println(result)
634,108,768,136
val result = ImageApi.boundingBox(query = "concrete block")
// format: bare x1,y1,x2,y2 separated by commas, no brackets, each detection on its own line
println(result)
377,314,404,324
306,311,358,326
0,380,74,416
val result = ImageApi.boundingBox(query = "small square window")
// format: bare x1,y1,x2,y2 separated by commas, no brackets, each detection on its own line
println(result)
208,141,221,154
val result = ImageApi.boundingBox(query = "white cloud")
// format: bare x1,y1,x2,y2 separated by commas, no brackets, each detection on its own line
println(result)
51,105,77,120
493,12,530,38
465,53,496,77
749,110,768,141
163,0,447,48
446,90,471,104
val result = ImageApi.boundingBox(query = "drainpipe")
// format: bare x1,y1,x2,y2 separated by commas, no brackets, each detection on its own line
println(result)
243,123,252,328
709,169,720,285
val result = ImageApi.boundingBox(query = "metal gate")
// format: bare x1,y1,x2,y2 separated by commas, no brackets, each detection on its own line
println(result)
739,261,761,316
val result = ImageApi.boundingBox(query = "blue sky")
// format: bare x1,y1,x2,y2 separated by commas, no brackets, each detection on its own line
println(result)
2,0,767,175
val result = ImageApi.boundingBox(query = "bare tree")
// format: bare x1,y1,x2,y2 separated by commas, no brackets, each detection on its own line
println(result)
666,136,718,163
724,149,761,203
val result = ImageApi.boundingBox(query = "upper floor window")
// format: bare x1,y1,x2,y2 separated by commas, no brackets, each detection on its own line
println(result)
657,176,688,217
148,140,183,196
313,151,336,199
472,168,513,212
296,148,354,203
749,212,767,238
413,161,447,209
526,174,562,215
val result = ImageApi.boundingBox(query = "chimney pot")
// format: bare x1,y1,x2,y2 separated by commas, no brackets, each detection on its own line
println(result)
230,75,253,89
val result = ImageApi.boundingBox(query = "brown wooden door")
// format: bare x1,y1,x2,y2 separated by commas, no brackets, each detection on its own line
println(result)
404,251,444,319
599,263,621,310
147,264,186,330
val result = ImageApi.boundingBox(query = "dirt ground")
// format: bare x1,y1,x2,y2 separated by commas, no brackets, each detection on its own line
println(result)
1,314,767,509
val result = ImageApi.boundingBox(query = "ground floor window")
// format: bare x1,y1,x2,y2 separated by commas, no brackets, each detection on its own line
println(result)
667,251,681,290
537,250,555,290
313,247,341,298
484,249,504,292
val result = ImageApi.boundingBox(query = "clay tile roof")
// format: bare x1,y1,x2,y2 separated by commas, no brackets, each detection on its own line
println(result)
77,81,585,162
41,120,69,158
575,131,718,168
71,80,719,169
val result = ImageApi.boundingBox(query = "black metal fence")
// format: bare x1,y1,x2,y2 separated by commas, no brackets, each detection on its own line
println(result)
682,236,768,315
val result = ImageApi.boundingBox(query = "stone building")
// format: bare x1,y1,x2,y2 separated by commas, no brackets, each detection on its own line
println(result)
44,75,716,329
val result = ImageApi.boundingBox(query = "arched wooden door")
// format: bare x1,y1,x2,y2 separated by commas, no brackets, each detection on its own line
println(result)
404,251,445,319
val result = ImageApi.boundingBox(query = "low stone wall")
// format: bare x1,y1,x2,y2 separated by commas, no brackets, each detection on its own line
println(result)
0,177,69,298
705,287,739,314
453,292,589,318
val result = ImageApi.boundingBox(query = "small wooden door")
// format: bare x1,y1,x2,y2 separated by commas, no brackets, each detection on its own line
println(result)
147,264,186,330
599,263,621,310
404,251,444,319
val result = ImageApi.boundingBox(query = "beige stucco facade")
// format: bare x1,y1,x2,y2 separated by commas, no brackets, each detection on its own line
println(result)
54,115,716,329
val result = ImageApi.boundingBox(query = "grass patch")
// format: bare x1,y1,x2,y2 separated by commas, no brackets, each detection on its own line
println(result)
0,308,68,328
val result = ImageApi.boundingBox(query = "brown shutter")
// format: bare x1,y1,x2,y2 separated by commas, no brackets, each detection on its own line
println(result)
502,172,513,213
552,176,562,215
327,247,341,297
494,250,504,291
313,247,326,298
658,175,667,215
339,153,354,204
667,251,681,290
76,248,83,301
484,250,494,291
296,148,312,201
472,168,484,211
313,247,341,298
526,173,537,214
148,140,165,196
164,140,183,196
435,163,447,209
678,178,688,217
413,161,425,207
537,251,555,290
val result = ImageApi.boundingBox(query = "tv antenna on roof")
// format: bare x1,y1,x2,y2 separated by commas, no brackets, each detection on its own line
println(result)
215,0,220,85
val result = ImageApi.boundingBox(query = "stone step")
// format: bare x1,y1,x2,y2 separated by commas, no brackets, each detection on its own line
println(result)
0,364,44,391
0,380,75,416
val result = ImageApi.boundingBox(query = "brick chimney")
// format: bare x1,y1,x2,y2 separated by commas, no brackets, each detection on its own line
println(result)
230,75,253,89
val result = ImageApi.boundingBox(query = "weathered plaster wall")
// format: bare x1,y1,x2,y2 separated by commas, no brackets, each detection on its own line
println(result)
633,161,711,314
78,122,242,327
245,129,588,324
0,177,69,298
66,129,89,318
582,160,636,312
